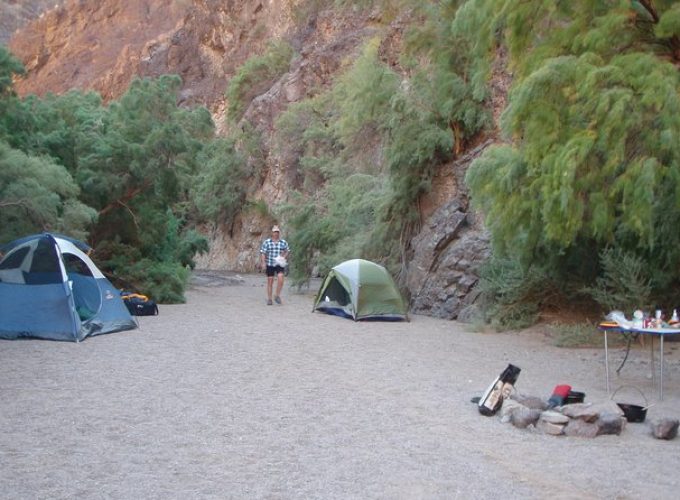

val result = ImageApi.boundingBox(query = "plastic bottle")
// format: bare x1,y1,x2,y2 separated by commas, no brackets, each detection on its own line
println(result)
672,309,678,323
478,364,521,416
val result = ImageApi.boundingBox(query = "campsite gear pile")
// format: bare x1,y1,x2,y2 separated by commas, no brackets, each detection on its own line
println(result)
312,259,407,321
475,366,676,439
120,291,159,316
0,233,137,341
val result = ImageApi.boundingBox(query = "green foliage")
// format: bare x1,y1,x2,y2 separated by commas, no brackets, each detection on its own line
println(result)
656,3,680,38
5,91,105,170
275,93,340,191
284,173,386,285
132,259,190,303
0,45,24,97
190,138,247,226
235,123,268,187
175,229,210,269
333,38,399,148
0,141,96,242
0,46,28,146
460,0,680,322
291,0,390,25
272,5,490,279
476,256,558,331
107,253,189,304
226,40,294,122
584,248,652,314
247,199,271,218
381,0,488,238
0,62,215,302
549,322,602,348
274,39,402,278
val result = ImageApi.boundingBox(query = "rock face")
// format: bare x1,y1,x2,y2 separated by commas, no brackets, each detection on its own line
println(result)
407,142,493,319
0,0,54,45
8,0,494,318
9,0,188,101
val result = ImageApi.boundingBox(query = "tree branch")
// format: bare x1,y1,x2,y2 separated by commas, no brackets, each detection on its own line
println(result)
0,199,29,209
116,199,140,230
637,0,680,63
98,181,152,217
638,0,659,23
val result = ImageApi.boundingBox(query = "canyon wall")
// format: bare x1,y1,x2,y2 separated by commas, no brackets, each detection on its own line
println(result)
8,0,499,319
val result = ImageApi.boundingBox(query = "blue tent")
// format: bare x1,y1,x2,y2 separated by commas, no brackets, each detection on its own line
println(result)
0,233,137,341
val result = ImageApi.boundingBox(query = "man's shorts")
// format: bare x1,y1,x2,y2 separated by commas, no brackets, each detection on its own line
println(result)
266,265,285,277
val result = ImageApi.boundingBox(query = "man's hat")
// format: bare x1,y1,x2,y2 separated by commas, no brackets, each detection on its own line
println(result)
272,225,281,232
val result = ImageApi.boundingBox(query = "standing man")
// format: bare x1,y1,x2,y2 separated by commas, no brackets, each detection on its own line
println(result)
259,225,290,305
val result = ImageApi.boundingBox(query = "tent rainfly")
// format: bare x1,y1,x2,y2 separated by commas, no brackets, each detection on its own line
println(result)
0,233,137,341
312,259,408,321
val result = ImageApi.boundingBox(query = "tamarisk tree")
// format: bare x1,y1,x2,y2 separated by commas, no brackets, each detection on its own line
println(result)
464,1,680,296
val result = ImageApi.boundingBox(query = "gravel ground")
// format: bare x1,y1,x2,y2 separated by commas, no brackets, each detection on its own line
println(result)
1,271,679,499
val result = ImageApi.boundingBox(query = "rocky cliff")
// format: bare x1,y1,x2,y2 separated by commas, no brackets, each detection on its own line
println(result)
0,0,54,45
8,0,498,319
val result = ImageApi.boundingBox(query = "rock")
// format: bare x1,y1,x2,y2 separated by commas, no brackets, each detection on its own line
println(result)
511,407,542,429
650,418,679,440
596,413,626,436
500,398,525,420
564,419,599,438
457,304,482,324
510,393,548,411
561,401,623,422
0,0,53,45
537,419,565,436
407,200,492,320
540,410,570,425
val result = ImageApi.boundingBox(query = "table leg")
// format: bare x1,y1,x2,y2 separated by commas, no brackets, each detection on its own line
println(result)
604,330,610,394
650,335,655,387
660,335,664,401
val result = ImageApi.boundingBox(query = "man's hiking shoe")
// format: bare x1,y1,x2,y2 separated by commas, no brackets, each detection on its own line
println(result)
274,296,282,304
267,299,273,305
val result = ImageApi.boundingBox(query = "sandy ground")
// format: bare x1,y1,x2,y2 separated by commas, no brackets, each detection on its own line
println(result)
1,271,679,500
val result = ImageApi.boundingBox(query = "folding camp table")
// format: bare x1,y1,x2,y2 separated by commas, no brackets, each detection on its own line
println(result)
599,324,680,401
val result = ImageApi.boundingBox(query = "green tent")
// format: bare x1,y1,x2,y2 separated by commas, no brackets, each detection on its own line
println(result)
312,259,408,321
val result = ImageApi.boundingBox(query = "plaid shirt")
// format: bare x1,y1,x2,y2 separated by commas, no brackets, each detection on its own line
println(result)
260,238,289,266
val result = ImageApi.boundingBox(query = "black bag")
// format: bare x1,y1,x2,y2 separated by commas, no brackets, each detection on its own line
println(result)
478,364,521,416
121,291,159,316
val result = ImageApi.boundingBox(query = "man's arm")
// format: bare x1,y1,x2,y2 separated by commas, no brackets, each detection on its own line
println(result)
259,240,268,270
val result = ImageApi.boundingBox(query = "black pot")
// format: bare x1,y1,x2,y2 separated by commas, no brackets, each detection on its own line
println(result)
617,403,647,423
564,390,585,405
612,386,648,423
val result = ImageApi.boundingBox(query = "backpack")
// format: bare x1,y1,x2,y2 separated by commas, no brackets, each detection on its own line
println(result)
120,291,159,316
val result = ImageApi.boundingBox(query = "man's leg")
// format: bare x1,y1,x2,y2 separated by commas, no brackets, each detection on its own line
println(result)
274,271,284,303
266,276,274,304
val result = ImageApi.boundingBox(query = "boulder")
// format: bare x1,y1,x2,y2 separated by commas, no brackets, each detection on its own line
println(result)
540,410,570,425
649,418,679,440
537,419,565,436
500,398,526,422
510,393,549,411
564,419,599,438
561,401,623,423
511,407,542,429
596,413,626,436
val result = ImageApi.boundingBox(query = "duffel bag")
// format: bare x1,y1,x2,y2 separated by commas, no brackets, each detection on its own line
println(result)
121,291,159,316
